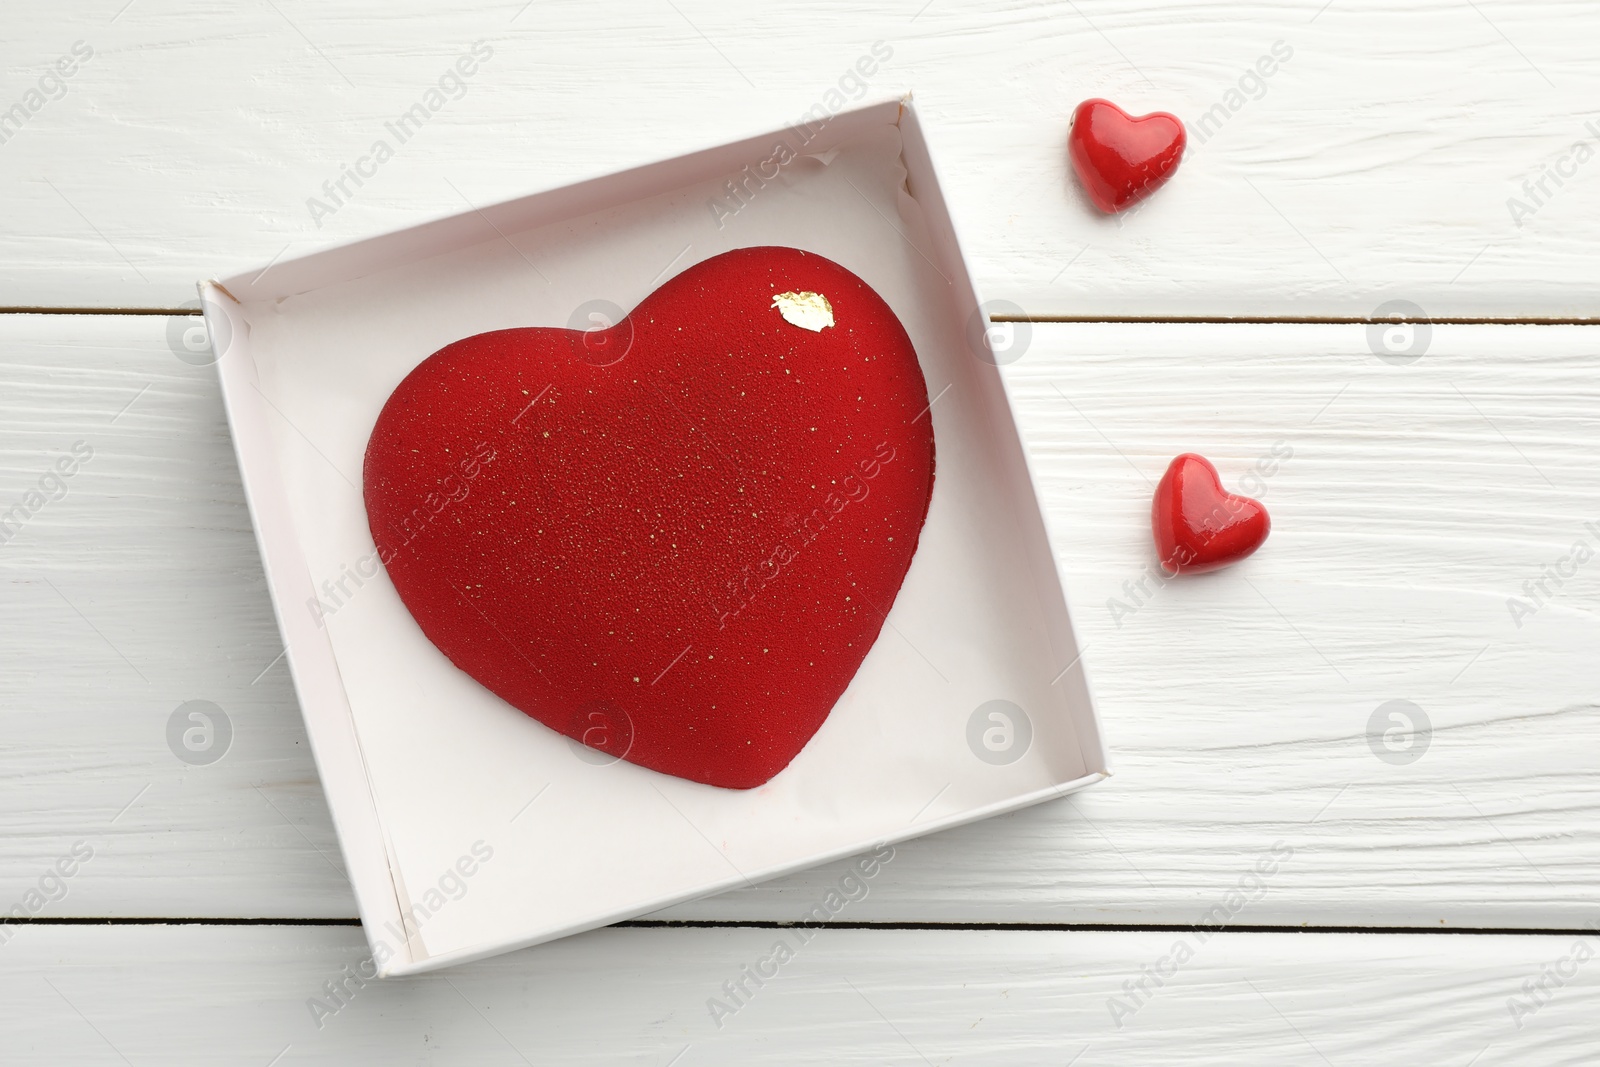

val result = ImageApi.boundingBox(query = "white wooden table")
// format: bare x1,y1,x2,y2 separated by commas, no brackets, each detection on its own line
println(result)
6,2,1599,1062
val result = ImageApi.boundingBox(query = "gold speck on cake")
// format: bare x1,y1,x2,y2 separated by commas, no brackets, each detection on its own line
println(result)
771,291,834,332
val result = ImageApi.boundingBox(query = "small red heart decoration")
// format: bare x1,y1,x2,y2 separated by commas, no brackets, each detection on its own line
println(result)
364,247,936,789
1151,454,1270,575
1067,98,1186,213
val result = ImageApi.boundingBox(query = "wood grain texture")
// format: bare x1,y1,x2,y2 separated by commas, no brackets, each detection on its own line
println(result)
0,315,351,918
670,320,1600,927
3,315,1596,928
1,2,1597,315
3,925,1597,1064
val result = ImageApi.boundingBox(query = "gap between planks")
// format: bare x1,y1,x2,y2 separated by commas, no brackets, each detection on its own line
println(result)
5,308,1600,325
0,307,201,316
4,918,1598,938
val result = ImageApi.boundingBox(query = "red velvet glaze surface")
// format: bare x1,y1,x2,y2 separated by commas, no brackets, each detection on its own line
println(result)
1067,98,1186,213
1151,454,1270,575
363,247,936,789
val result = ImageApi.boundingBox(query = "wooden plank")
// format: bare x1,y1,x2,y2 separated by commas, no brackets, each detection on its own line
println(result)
2,2,1597,315
0,314,352,918
3,924,1595,1063
666,321,1600,927
3,316,1597,928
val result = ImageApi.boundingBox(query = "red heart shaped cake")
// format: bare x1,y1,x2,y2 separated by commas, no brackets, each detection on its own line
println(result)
1067,98,1186,214
363,247,936,789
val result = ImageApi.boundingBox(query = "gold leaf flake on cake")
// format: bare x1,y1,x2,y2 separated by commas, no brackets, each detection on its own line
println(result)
771,291,834,332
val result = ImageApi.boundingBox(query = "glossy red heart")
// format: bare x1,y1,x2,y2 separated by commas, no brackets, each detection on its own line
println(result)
1151,454,1269,575
363,247,936,789
1067,98,1186,213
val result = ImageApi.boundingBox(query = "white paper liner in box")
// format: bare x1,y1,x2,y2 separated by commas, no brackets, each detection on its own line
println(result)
205,95,1106,976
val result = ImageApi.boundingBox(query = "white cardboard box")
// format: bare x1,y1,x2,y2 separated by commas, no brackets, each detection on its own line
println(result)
203,94,1106,976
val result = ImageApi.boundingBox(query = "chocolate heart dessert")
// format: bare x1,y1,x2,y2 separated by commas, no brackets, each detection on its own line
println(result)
1068,98,1187,214
1151,453,1270,575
